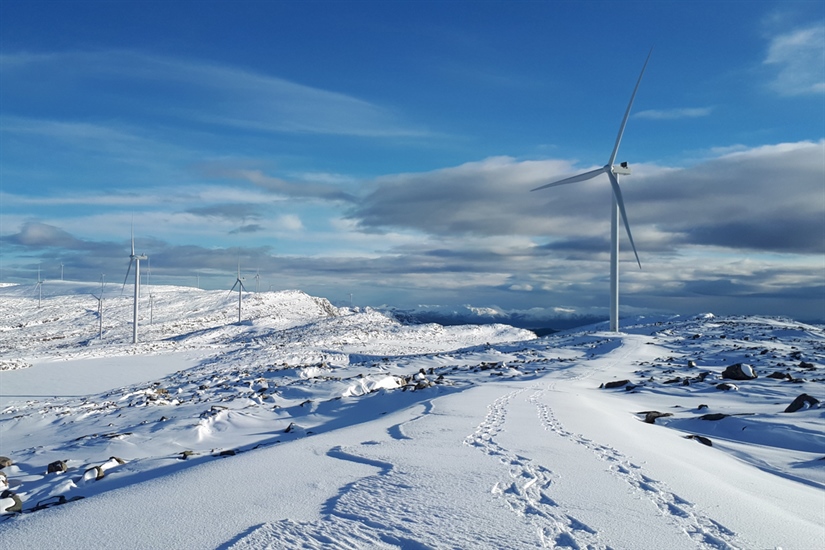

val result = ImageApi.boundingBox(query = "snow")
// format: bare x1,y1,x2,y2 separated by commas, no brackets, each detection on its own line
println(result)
1,283,823,549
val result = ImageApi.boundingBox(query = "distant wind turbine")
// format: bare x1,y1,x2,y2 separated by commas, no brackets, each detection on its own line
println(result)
35,264,43,308
254,269,261,293
122,225,148,344
92,274,106,339
229,257,246,323
532,51,651,333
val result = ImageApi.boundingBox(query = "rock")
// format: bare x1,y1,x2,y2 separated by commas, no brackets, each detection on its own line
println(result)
600,379,630,389
699,413,729,421
0,457,11,469
0,490,22,513
799,361,816,370
685,435,713,447
721,363,757,380
697,404,708,410
47,460,67,474
767,371,792,380
179,450,195,460
692,371,711,382
784,394,820,413
716,383,738,391
0,472,7,491
687,360,697,368
639,411,673,424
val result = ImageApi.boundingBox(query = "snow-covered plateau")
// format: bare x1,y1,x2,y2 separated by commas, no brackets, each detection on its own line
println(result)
0,282,823,549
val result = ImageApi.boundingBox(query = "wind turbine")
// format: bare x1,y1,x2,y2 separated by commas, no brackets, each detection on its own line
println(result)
35,264,43,308
122,226,148,344
229,257,246,323
147,258,155,325
532,51,651,333
254,269,261,293
92,274,106,339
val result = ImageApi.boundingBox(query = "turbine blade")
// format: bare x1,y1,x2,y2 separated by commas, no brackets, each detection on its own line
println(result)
229,280,239,293
607,172,642,269
607,49,652,168
122,260,134,289
531,167,606,192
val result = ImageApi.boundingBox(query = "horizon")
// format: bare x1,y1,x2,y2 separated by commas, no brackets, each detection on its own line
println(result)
1,1,823,321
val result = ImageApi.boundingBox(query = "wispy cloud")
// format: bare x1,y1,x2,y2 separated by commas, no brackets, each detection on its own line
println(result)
0,51,430,138
634,107,713,120
764,25,825,96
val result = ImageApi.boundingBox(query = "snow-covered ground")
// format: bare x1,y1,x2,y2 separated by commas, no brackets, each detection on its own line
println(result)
0,283,823,549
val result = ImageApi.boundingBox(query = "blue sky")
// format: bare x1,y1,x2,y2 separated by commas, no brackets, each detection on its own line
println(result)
1,1,823,321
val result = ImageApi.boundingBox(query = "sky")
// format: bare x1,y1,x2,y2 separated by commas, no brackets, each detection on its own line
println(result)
1,0,823,321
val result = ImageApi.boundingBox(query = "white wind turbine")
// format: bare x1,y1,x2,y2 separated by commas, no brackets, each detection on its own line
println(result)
35,264,43,308
229,257,246,323
92,274,106,339
122,225,148,344
532,51,651,333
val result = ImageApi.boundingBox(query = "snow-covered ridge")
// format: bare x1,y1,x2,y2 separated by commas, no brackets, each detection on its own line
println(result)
0,285,822,549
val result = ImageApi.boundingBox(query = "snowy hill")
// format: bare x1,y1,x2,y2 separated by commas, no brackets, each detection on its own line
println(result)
0,284,823,549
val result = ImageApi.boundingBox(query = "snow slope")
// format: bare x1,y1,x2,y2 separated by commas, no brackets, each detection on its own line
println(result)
0,284,823,549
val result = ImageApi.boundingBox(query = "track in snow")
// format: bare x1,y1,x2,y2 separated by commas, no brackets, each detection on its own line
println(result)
465,382,750,550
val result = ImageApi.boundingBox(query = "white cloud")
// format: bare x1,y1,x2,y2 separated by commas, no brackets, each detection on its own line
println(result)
764,25,825,96
634,107,713,120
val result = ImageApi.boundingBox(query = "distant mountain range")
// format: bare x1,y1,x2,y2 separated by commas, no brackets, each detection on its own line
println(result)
379,304,607,335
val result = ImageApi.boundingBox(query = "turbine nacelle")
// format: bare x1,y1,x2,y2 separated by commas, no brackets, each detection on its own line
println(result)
612,162,631,176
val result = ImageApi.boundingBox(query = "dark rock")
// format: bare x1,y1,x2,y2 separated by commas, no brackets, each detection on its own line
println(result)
693,371,711,382
716,383,738,391
639,411,673,424
47,460,67,474
109,456,126,465
722,363,757,380
699,413,729,421
0,457,11,469
767,371,792,380
685,435,713,446
687,360,697,368
697,404,708,410
179,450,195,460
0,490,22,513
600,380,630,389
799,361,816,370
218,450,236,457
663,377,682,384
784,394,820,413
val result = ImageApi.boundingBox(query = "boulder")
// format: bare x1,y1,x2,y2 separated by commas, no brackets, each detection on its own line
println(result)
600,379,630,389
639,411,673,424
699,413,729,421
0,490,22,513
716,383,738,391
47,460,67,474
767,371,792,380
0,457,11,469
685,435,713,447
721,363,757,380
784,394,820,413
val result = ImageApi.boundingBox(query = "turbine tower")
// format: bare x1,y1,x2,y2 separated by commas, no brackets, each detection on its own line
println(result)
122,226,148,344
532,51,651,333
229,258,246,323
